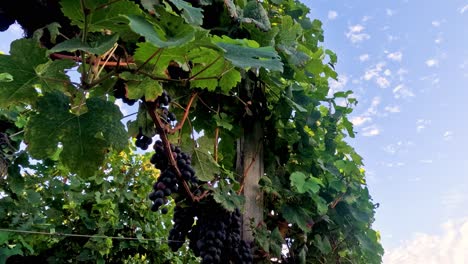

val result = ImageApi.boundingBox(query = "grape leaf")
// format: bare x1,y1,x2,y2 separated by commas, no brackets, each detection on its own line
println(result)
166,0,204,26
0,39,75,107
124,14,194,48
140,0,159,13
213,36,283,72
191,135,219,181
0,73,13,82
314,235,332,254
276,16,302,47
214,113,233,131
212,181,245,212
25,92,127,177
281,204,312,232
60,0,142,33
189,47,225,90
241,1,271,31
49,34,119,55
119,72,163,101
134,42,189,77
270,228,284,257
290,171,321,194
219,68,241,93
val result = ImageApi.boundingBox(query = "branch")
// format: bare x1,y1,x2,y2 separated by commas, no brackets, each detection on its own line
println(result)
50,53,136,67
166,92,198,134
237,139,262,195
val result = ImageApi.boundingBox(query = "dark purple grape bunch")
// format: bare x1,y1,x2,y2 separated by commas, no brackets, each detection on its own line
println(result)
150,140,168,170
173,146,197,183
148,168,179,213
160,108,177,124
113,79,136,106
156,90,171,106
185,202,252,264
135,128,152,150
156,91,177,125
168,206,195,251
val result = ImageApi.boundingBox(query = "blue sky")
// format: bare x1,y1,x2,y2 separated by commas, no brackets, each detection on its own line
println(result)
305,0,468,262
1,1,468,262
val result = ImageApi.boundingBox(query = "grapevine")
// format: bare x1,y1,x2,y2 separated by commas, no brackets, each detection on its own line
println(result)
0,0,384,263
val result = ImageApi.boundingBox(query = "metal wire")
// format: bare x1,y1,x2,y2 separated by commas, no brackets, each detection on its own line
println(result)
0,228,186,243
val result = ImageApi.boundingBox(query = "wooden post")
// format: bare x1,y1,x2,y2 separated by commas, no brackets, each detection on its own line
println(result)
236,76,264,242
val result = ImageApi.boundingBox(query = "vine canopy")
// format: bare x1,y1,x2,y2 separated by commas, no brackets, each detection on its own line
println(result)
0,0,383,263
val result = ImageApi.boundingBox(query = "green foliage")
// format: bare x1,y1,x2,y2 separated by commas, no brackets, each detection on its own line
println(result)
24,92,127,177
0,0,383,263
0,147,198,263
0,39,74,107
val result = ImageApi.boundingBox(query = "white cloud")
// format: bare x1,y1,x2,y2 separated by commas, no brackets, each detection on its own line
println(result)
346,24,370,43
362,125,380,137
350,116,372,127
359,54,370,62
362,63,395,89
376,77,391,88
384,105,401,113
435,35,443,44
383,141,414,154
394,68,408,82
366,97,381,115
383,218,468,264
386,9,395,16
426,59,439,67
443,131,453,141
393,84,414,99
387,51,403,62
459,4,468,14
432,20,441,27
361,16,372,22
416,119,431,132
328,10,338,20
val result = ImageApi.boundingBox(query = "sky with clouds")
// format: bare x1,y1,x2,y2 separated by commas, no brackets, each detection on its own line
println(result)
306,0,468,262
1,1,468,263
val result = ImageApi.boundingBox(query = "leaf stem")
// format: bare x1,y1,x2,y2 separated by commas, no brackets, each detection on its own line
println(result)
188,55,222,81
136,48,163,72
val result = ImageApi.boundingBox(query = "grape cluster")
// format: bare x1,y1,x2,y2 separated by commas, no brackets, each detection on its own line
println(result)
168,206,195,251
113,79,136,106
146,91,253,263
156,90,171,106
174,146,197,183
135,128,153,150
187,203,253,264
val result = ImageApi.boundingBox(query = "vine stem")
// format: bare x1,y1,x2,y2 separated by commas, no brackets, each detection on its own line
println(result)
167,92,198,134
50,53,136,67
237,140,262,195
214,127,219,162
